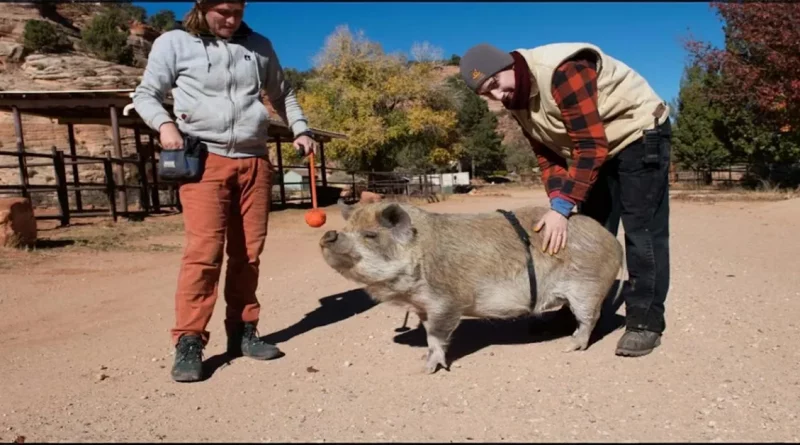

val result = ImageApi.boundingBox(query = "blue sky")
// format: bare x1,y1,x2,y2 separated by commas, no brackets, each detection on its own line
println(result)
135,1,726,104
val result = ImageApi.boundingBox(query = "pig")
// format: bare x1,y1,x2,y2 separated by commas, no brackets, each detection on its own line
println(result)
319,200,625,374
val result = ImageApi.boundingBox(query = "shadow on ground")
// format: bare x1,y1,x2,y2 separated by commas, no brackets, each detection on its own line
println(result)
34,239,76,249
200,288,377,380
392,280,627,367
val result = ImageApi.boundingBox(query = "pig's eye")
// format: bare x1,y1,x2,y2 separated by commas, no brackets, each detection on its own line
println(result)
362,230,378,239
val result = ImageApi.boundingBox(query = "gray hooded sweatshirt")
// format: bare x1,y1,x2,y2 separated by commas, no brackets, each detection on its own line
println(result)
132,22,309,158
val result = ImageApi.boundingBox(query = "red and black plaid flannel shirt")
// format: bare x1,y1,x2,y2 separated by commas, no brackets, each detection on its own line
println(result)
522,54,610,206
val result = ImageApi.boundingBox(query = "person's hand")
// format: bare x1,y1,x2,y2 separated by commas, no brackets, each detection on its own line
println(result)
534,209,569,255
294,134,319,158
159,122,183,151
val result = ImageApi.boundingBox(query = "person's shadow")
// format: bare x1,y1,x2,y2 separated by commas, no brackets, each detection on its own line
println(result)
392,280,627,368
201,288,377,380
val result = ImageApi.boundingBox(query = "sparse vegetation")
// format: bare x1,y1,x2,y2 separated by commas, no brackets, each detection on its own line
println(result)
80,7,135,66
23,20,71,54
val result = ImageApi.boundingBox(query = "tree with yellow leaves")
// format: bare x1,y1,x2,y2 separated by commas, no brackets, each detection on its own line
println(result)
296,26,459,172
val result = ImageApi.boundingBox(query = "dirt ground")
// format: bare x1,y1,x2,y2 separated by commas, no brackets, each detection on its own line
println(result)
1,186,799,443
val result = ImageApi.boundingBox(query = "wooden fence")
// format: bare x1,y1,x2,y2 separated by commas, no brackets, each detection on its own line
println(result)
0,147,180,226
670,162,800,187
670,163,750,186
0,147,445,226
273,163,444,206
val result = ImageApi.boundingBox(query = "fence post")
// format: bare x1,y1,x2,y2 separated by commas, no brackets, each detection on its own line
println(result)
148,134,161,213
307,157,313,203
12,106,29,199
319,140,328,187
104,152,118,222
109,105,127,213
51,147,70,227
67,123,82,212
136,152,150,213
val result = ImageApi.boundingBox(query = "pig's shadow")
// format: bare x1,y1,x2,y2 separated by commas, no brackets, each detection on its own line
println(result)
392,280,626,365
200,288,377,380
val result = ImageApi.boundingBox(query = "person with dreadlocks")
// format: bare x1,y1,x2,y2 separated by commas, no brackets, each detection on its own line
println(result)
133,0,318,382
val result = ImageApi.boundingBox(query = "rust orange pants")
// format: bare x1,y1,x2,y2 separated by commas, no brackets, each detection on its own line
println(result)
171,152,272,346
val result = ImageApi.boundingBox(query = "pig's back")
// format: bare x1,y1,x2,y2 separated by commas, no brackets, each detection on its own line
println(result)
413,205,622,312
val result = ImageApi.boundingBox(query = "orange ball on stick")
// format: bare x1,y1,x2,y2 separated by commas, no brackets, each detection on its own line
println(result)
305,208,326,228
303,151,326,228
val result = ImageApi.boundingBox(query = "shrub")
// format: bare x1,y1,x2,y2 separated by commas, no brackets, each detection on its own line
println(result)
23,20,70,54
147,10,176,32
81,8,134,66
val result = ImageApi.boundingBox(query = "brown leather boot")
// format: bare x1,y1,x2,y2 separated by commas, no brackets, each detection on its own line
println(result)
615,329,662,357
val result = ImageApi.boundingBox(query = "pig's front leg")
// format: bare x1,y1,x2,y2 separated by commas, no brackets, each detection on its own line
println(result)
416,302,462,374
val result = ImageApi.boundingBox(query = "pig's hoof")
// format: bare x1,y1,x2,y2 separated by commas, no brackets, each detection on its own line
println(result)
423,349,448,374
423,359,446,374
562,339,589,353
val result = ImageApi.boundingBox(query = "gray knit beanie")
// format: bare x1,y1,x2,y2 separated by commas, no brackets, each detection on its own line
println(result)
459,43,514,91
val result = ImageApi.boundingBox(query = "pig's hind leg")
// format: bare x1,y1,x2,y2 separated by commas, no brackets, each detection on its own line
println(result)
561,287,605,353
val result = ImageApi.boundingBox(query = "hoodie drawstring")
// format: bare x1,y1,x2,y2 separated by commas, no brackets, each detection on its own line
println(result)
198,38,211,72
253,51,262,90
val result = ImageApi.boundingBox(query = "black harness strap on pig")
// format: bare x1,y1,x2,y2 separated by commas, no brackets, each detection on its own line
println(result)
496,209,538,308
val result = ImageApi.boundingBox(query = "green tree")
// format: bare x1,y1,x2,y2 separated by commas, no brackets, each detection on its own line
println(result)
81,7,135,66
23,20,71,54
685,2,800,184
716,105,800,186
444,75,506,178
672,63,730,184
504,136,538,176
297,26,458,172
283,68,315,92
147,9,176,32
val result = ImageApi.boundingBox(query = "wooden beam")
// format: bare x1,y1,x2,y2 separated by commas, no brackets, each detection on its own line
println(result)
0,98,131,109
56,116,152,128
109,105,127,212
11,106,29,199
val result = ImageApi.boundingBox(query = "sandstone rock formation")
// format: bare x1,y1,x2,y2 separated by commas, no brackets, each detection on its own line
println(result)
0,196,37,248
0,2,156,200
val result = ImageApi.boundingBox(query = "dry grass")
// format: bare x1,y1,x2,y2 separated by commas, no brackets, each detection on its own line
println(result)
0,213,185,270
670,180,799,203
42,215,184,251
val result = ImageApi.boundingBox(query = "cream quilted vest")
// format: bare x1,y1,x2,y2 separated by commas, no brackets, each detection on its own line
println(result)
507,42,669,159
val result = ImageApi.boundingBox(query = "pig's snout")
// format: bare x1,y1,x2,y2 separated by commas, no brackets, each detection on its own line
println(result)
320,230,338,246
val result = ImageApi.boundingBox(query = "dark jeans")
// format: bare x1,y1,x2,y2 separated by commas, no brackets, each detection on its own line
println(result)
579,119,672,334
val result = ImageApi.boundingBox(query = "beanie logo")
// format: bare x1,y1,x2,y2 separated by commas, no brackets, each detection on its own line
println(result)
471,68,483,81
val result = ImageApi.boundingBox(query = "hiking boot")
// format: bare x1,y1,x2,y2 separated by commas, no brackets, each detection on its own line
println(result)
171,334,204,382
615,329,662,357
227,322,282,360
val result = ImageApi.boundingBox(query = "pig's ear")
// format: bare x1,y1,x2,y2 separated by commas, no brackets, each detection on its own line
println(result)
378,203,414,243
338,198,355,221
